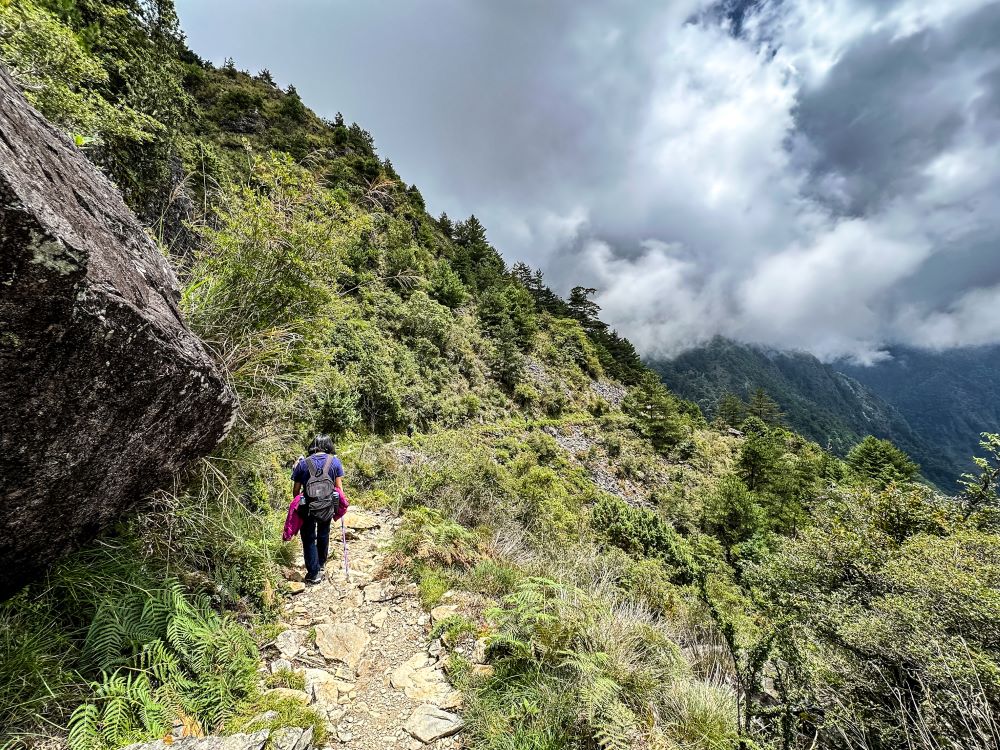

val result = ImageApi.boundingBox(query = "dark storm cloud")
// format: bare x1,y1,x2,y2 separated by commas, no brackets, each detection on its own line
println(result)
794,1,1000,215
176,0,1000,361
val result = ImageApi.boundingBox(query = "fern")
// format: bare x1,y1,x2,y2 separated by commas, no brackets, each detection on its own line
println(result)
67,703,100,750
64,576,258,747
592,700,637,750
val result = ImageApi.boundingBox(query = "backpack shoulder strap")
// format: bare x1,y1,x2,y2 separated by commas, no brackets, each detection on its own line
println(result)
321,454,335,479
304,455,318,476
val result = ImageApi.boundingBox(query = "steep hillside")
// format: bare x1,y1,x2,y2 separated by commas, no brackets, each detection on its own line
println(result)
648,337,955,485
651,337,998,491
2,3,999,750
837,345,1000,489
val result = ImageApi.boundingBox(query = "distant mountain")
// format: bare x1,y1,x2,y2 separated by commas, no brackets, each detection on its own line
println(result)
835,345,1000,492
648,337,955,490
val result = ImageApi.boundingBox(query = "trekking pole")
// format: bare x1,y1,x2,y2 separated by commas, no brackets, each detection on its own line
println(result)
340,516,350,581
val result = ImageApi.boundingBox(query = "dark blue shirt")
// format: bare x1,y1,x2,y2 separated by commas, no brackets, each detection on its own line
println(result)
292,453,344,485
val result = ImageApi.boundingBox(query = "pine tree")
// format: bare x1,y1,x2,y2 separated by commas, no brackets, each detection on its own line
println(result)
625,377,686,453
736,416,780,491
847,436,919,486
512,262,534,288
716,392,746,427
437,212,453,237
568,287,608,333
280,85,306,122
454,214,487,246
747,388,783,425
406,184,424,209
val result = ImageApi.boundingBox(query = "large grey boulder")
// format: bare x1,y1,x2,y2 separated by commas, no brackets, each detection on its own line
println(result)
0,67,235,597
123,731,271,750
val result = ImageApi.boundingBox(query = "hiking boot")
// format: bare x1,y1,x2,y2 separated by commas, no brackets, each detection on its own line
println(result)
304,571,324,585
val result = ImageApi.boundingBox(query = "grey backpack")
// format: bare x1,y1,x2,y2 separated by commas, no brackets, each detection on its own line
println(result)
303,454,337,521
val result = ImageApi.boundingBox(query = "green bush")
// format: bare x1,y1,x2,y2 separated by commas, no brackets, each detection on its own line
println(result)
386,507,484,572
592,496,697,584
702,475,766,552
429,259,468,308
617,557,684,616
748,484,1000,748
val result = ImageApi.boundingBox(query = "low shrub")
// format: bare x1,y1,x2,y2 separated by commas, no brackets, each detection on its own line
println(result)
592,496,698,584
467,577,732,750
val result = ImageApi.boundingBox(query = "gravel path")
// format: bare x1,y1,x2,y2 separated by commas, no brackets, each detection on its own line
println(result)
269,509,467,750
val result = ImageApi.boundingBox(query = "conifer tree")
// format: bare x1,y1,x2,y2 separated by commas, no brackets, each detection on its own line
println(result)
625,377,686,453
716,392,746,427
511,262,534,288
280,85,306,122
747,387,783,425
737,416,780,491
568,286,608,333
454,214,487,246
847,436,919,486
437,212,453,237
959,433,1000,516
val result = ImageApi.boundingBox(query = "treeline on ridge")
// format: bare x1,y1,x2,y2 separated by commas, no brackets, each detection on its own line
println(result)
1,3,1000,750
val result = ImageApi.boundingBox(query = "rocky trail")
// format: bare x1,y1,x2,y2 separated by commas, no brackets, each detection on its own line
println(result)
261,508,473,750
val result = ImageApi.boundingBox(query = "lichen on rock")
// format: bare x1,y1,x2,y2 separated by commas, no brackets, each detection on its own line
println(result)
0,66,235,598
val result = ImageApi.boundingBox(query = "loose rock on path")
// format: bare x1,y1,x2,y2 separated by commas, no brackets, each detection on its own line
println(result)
271,509,465,750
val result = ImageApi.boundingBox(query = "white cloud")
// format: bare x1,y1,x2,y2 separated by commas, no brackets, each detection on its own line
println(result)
177,0,1000,361
897,284,1000,349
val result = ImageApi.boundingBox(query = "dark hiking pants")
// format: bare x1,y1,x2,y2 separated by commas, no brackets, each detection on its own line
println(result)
301,516,331,577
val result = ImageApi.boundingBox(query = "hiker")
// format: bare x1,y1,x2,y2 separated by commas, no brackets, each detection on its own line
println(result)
291,434,345,584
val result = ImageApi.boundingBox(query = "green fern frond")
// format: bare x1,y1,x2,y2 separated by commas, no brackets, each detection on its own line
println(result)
67,703,100,750
593,700,637,750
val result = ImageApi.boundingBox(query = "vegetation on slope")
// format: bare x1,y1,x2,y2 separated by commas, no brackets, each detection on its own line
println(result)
838,344,1000,492
1,2,999,750
649,336,955,488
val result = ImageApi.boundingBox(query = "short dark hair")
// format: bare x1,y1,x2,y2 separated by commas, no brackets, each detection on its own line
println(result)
308,434,334,455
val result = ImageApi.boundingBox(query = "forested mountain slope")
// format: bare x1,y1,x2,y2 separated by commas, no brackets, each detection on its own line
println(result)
837,345,1000,491
649,337,955,486
1,3,999,750
651,337,998,491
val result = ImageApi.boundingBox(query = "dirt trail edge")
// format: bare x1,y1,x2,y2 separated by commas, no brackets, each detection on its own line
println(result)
267,509,471,750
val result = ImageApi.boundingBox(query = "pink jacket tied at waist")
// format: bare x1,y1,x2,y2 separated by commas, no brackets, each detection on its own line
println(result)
282,488,349,542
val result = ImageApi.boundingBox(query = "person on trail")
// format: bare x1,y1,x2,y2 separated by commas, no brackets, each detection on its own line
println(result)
291,434,345,585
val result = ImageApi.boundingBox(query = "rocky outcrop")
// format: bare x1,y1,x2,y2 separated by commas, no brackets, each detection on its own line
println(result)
122,729,313,750
314,622,370,672
404,704,464,743
0,67,235,597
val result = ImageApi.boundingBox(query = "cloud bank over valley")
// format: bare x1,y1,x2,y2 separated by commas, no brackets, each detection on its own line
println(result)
177,0,1000,363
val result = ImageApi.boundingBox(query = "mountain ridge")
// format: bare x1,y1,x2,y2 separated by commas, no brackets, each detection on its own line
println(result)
2,3,999,749
648,335,959,489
